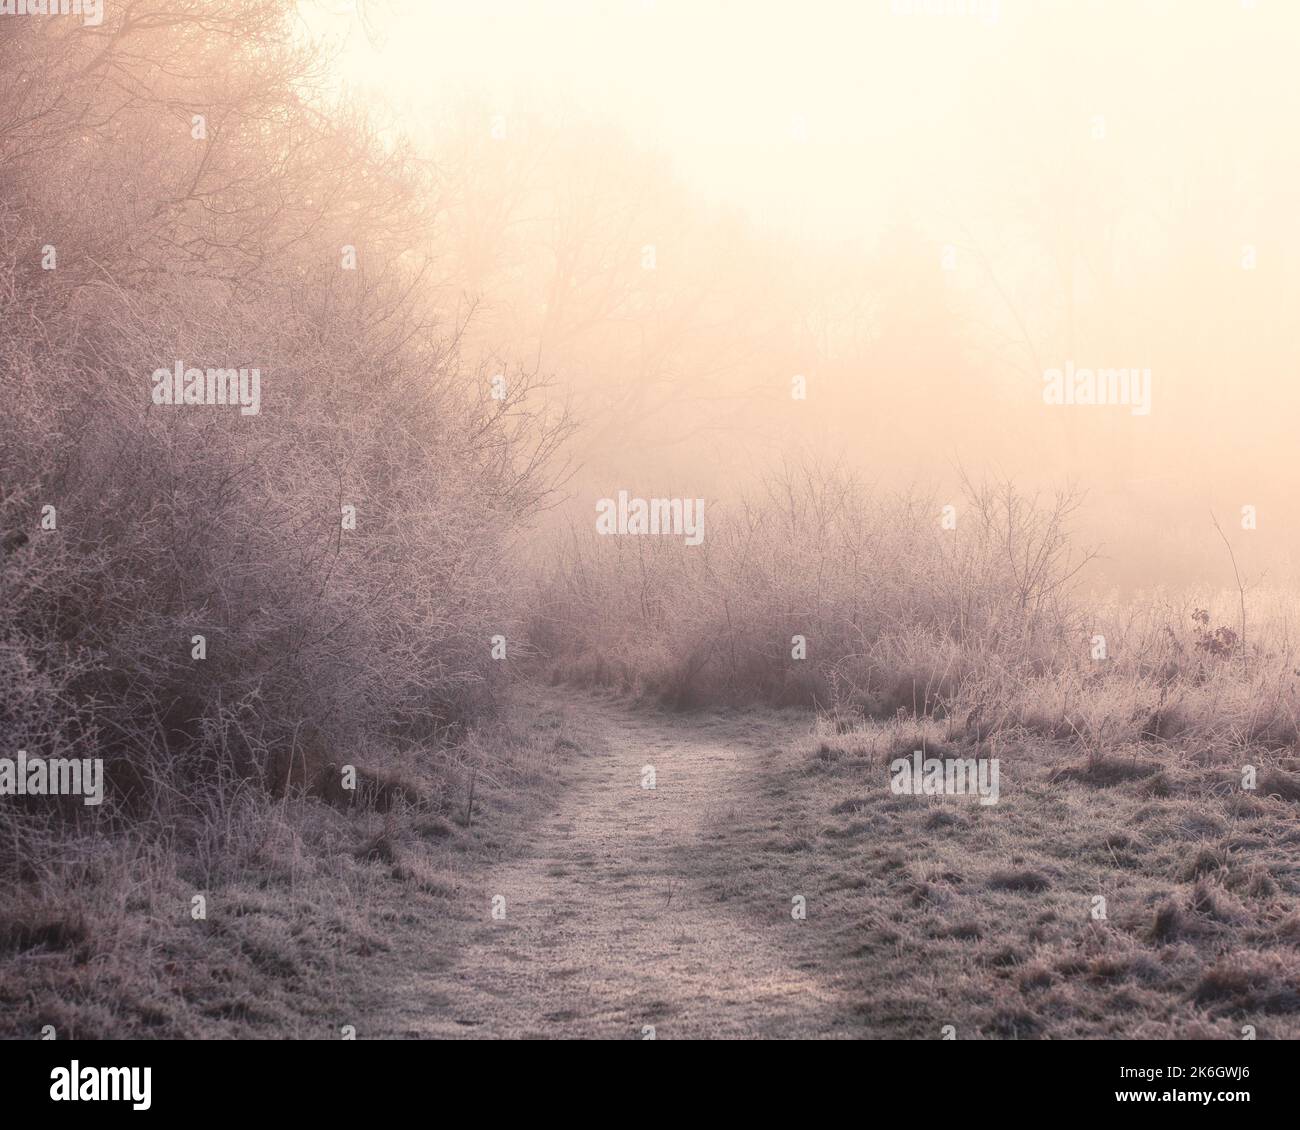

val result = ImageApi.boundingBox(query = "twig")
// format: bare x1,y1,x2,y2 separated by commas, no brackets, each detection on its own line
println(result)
464,768,477,828
1209,511,1248,679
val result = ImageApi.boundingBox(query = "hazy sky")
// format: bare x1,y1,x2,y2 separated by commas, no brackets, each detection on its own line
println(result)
303,0,1023,242
301,0,1300,589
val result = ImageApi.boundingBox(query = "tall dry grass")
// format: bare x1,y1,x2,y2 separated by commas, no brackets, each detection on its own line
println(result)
532,464,1300,759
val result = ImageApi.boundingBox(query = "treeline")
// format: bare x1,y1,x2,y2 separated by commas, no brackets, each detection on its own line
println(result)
0,2,567,819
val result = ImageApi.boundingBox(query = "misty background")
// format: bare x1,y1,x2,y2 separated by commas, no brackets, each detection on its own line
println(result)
309,0,1300,593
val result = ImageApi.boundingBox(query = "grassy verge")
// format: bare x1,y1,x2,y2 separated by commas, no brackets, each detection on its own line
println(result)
0,686,577,1040
687,707,1300,1038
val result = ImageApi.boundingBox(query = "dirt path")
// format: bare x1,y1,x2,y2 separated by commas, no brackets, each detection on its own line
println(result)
368,687,1300,1042
383,693,842,1038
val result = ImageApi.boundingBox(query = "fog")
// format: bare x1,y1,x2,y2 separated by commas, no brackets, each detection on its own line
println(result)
304,0,1300,592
